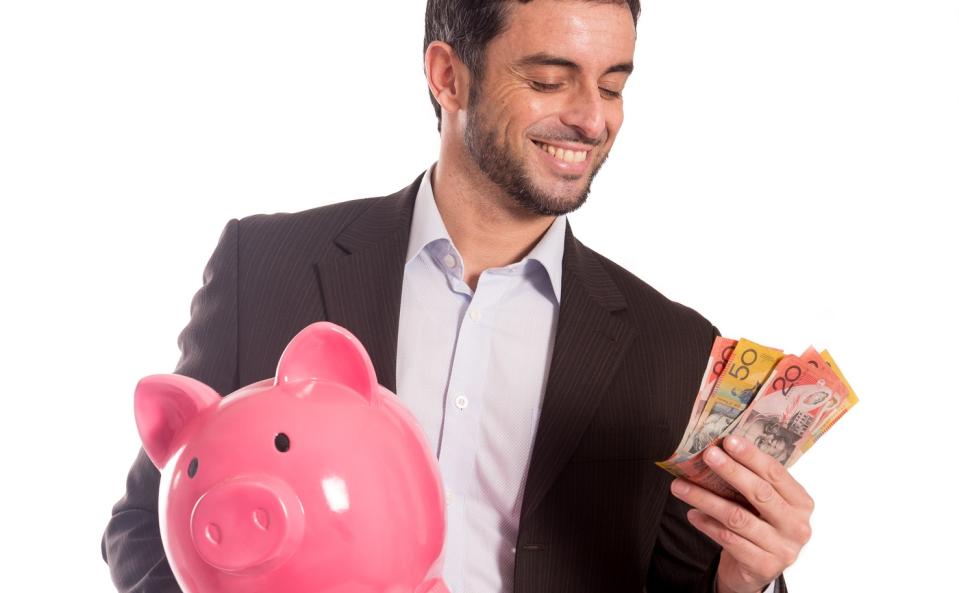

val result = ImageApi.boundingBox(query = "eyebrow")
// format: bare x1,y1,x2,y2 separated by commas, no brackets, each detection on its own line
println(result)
515,52,634,75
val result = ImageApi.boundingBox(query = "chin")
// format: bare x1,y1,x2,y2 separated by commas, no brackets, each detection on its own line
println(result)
513,180,592,216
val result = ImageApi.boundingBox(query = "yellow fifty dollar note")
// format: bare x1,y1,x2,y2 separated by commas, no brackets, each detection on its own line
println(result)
685,338,783,454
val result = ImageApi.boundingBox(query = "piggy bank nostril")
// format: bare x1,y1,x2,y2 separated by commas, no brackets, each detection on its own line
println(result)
253,508,270,531
205,523,222,545
274,433,291,452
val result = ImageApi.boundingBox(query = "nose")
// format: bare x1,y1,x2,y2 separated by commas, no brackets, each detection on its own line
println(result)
190,476,305,574
560,85,607,143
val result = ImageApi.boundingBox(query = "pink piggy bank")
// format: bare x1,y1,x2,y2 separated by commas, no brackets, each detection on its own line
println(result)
134,321,449,593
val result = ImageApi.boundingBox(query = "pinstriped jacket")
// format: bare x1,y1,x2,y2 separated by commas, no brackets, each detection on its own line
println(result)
102,173,787,592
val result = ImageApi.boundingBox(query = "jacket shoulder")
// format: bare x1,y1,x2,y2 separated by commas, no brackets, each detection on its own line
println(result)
588,245,717,337
234,195,382,249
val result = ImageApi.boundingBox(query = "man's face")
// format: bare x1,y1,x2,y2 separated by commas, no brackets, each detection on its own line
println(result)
463,0,636,216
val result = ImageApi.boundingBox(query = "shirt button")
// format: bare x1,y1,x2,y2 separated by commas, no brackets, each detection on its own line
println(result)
445,490,454,506
455,395,469,410
468,308,481,321
443,254,456,268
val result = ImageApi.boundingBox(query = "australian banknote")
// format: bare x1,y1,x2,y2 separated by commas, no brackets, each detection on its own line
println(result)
685,338,783,454
656,336,858,499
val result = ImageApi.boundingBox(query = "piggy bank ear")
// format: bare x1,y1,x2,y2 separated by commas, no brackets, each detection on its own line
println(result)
275,322,377,403
134,374,221,469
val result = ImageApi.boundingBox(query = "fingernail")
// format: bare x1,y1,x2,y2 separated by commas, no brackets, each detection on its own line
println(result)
726,436,743,452
705,447,726,465
671,480,690,495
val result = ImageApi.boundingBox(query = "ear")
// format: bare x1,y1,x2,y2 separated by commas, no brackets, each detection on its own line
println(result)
134,374,221,469
275,322,377,404
424,40,470,116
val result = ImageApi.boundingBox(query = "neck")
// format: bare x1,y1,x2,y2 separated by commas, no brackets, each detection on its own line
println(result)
432,146,557,291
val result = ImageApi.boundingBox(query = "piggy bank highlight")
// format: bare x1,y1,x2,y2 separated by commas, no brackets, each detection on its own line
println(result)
134,322,449,593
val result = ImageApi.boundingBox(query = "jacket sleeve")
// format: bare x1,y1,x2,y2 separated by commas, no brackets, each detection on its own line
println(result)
101,219,241,593
645,453,724,592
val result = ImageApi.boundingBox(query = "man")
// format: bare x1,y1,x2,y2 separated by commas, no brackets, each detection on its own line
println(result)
103,1,813,592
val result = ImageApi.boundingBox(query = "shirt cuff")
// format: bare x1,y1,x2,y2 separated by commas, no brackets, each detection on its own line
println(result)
712,578,778,593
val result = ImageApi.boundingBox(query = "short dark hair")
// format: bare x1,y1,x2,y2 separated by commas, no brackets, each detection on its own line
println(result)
424,0,641,132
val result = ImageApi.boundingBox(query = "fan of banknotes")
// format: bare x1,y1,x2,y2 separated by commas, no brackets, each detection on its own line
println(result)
656,337,859,499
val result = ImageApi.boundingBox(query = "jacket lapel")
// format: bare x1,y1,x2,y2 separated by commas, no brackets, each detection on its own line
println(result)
315,176,635,520
313,174,422,393
519,225,636,519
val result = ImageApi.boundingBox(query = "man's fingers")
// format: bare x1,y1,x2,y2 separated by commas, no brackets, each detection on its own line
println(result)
699,446,813,545
670,479,790,558
685,508,785,585
670,436,816,591
700,445,793,531
721,436,815,512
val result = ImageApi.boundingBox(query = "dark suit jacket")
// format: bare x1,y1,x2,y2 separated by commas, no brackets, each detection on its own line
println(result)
103,173,786,592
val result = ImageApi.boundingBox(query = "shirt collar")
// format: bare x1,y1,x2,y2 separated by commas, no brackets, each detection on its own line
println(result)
405,166,566,303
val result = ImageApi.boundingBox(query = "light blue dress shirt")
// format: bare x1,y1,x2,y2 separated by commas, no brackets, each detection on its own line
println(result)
395,167,566,593
395,168,777,593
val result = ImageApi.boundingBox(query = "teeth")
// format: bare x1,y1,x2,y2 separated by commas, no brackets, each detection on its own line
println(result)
535,141,587,164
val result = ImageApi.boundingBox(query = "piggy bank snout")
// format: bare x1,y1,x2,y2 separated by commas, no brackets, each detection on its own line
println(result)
190,476,305,575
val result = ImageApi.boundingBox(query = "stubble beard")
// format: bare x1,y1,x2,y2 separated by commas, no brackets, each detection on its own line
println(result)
463,90,608,217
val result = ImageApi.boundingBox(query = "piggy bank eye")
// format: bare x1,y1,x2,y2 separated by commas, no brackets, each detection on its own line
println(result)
274,433,291,453
187,457,199,479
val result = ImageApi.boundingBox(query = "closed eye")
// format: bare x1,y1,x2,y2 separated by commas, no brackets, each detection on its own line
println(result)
531,80,622,99
529,81,563,92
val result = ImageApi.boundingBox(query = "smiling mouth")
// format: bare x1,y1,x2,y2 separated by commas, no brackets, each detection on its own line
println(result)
532,140,589,164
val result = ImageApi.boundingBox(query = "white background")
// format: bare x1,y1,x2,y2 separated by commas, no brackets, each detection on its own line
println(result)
1,0,956,590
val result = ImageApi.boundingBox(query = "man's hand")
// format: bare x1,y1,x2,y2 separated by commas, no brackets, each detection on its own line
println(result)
669,435,814,593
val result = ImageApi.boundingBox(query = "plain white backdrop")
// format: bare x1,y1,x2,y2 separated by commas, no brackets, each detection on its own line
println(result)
1,0,956,590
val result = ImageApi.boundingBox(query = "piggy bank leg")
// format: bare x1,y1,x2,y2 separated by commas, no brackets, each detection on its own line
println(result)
413,578,450,593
